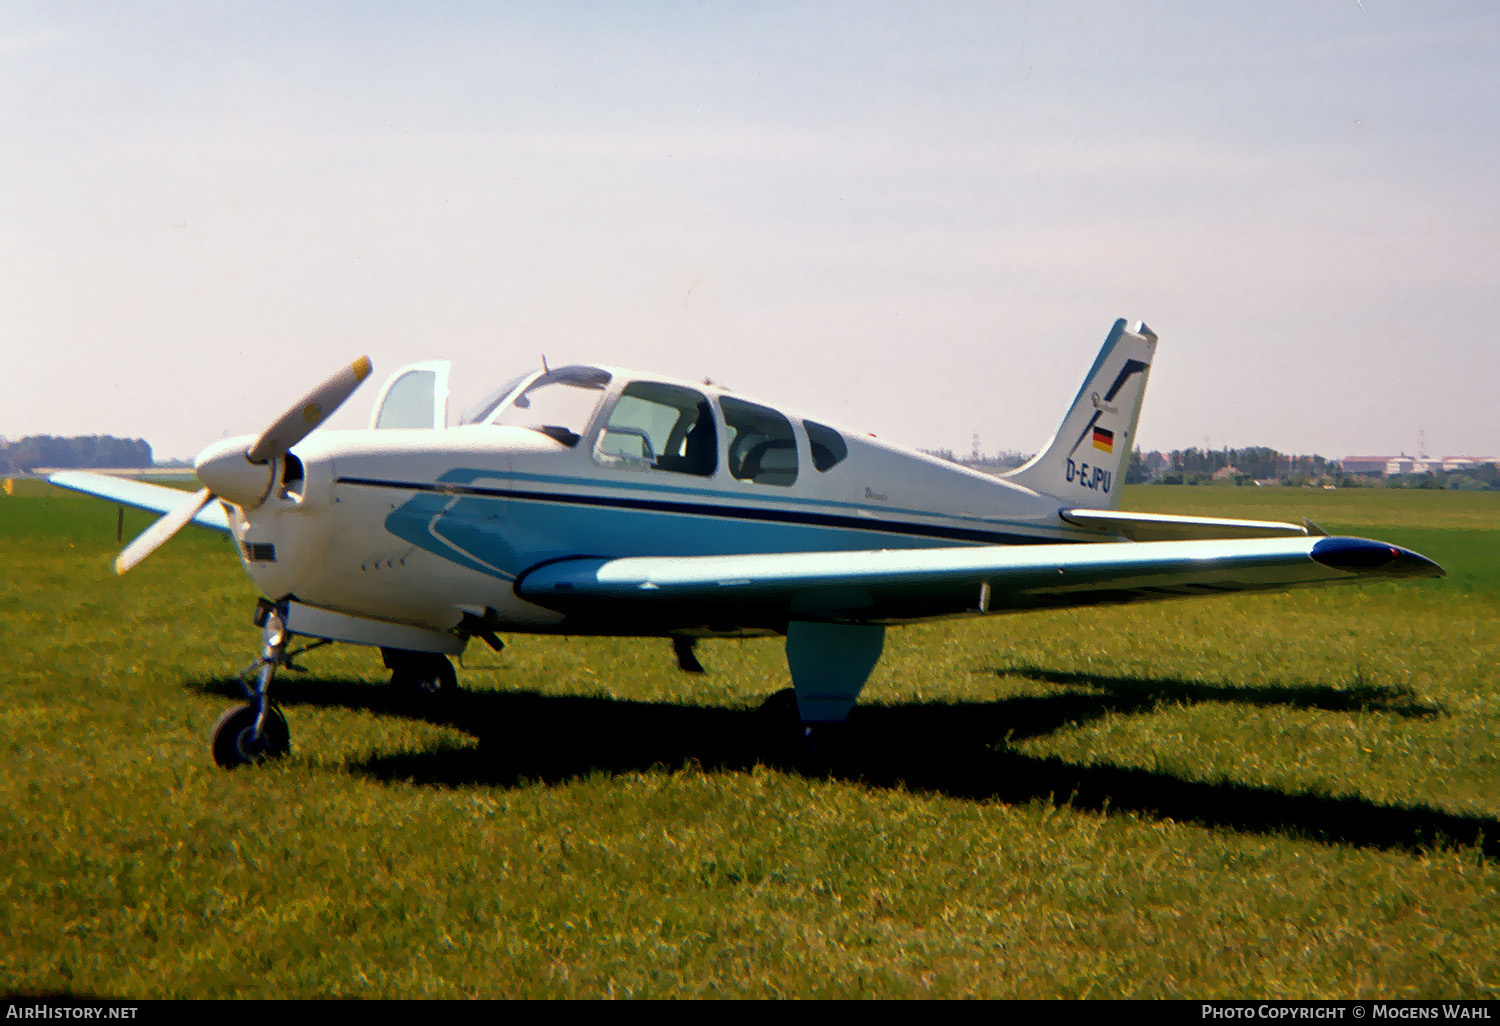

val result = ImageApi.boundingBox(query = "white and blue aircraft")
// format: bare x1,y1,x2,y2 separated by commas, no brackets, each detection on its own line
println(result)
51,319,1443,767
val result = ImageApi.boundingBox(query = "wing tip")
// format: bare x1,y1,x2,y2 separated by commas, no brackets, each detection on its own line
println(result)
1310,536,1445,578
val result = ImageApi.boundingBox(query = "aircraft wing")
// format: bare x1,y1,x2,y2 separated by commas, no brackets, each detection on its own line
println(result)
1060,508,1319,542
47,471,232,534
515,536,1443,630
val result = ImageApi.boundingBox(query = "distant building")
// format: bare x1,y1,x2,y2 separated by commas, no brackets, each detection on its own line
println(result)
1441,456,1500,472
1342,454,1500,477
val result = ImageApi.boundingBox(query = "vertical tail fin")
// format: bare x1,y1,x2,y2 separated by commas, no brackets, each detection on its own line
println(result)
1001,319,1157,511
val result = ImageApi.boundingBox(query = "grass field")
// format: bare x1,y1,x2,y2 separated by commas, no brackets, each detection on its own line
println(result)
2,480,1497,998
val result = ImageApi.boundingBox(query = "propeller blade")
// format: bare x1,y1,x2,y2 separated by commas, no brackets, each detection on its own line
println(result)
246,356,373,463
113,487,215,575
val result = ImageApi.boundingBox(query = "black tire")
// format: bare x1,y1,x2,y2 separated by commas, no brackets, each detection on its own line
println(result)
210,704,290,769
390,654,458,700
757,687,800,724
755,689,847,763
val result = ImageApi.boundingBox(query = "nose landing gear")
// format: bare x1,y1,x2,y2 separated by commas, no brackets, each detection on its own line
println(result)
211,604,293,769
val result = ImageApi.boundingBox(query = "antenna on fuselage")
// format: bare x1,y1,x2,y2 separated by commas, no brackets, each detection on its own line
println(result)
541,354,550,373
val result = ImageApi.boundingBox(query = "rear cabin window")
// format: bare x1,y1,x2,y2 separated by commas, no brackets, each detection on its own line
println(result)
804,420,848,472
595,382,716,477
722,396,798,486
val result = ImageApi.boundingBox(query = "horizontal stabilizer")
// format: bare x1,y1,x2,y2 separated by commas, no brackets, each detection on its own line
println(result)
1060,508,1310,542
47,471,231,534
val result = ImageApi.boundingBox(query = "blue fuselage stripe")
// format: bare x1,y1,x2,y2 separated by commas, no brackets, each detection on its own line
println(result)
335,476,1060,547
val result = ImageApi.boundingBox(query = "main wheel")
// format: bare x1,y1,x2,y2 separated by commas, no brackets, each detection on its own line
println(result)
756,689,845,763
390,654,457,700
757,687,800,724
756,687,807,759
210,704,291,769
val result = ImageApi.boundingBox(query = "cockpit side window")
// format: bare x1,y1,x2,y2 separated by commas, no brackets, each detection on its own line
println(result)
491,367,612,446
804,420,849,472
595,382,716,477
722,397,798,486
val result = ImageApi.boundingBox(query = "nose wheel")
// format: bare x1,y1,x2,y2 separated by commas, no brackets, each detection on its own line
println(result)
211,703,290,768
212,604,294,769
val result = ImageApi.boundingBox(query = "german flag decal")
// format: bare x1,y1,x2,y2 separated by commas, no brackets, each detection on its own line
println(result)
1092,426,1114,454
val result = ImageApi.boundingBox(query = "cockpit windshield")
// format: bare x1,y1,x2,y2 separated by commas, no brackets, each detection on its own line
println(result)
459,373,534,426
487,366,612,447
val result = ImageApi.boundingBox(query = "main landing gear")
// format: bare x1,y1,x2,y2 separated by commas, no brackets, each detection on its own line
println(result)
758,621,886,759
758,687,844,757
382,647,458,699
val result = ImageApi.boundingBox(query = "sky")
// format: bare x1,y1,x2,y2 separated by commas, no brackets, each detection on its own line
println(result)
3,2,1497,462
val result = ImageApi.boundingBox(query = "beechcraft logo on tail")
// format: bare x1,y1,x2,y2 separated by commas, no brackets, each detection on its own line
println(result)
1059,357,1149,495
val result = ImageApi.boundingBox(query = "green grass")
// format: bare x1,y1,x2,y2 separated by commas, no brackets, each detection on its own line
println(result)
1,481,1497,997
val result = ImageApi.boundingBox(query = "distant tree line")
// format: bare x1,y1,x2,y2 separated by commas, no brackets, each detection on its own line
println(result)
0,435,153,474
1123,446,1337,485
1381,463,1500,491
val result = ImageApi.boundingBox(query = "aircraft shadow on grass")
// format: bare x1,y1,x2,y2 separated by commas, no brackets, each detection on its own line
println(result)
190,668,1495,860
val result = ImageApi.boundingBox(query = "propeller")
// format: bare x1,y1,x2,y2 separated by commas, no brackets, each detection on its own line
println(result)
246,356,373,464
113,356,372,575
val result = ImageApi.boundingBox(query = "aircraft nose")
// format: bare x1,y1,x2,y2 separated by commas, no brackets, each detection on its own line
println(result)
195,435,275,508
1310,536,1445,579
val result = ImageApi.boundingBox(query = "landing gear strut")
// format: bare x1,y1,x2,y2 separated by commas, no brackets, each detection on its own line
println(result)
756,622,887,761
212,604,293,769
383,647,457,699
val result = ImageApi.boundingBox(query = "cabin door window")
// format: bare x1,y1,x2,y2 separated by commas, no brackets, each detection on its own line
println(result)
595,382,717,477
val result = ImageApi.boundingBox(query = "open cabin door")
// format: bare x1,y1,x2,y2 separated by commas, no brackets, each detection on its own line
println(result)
369,360,452,430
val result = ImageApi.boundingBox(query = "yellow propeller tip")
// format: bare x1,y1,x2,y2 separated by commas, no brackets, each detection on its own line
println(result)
352,356,373,381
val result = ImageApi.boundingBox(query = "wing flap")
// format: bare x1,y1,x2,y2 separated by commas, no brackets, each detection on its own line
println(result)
516,536,1443,629
1061,508,1310,542
47,471,232,534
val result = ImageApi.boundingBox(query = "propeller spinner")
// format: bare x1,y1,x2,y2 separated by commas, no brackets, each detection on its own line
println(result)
112,356,372,575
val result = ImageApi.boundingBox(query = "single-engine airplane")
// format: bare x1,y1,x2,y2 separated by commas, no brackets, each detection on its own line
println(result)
52,319,1444,767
